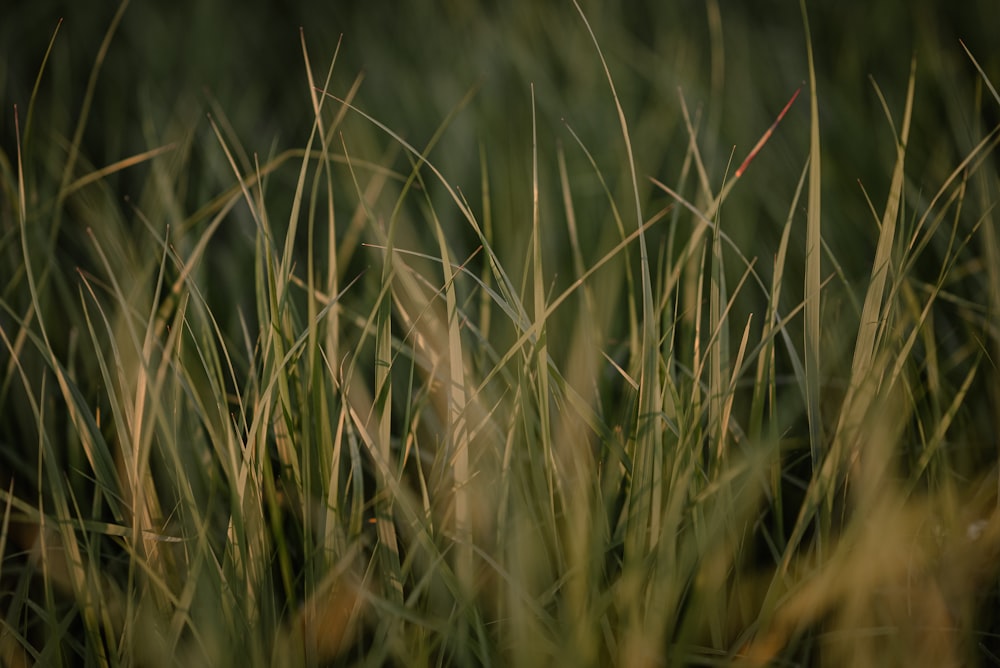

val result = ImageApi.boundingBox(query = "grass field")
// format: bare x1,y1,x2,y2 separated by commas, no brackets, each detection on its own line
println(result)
2,1,999,665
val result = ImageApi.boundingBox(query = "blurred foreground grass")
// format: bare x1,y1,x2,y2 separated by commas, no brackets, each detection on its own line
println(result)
1,1,999,666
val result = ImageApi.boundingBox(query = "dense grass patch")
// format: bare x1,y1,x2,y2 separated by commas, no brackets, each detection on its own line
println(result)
2,2,999,666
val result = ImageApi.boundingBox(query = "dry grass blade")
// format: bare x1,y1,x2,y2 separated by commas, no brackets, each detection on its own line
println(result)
800,0,824,466
960,39,1000,108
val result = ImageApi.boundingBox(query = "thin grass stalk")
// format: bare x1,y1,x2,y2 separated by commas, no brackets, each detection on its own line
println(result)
799,0,824,471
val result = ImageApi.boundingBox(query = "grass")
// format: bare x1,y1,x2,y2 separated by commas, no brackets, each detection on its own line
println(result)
2,1,999,666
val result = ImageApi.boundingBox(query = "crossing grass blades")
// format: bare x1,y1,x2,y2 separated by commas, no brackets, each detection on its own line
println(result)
2,2,1000,666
